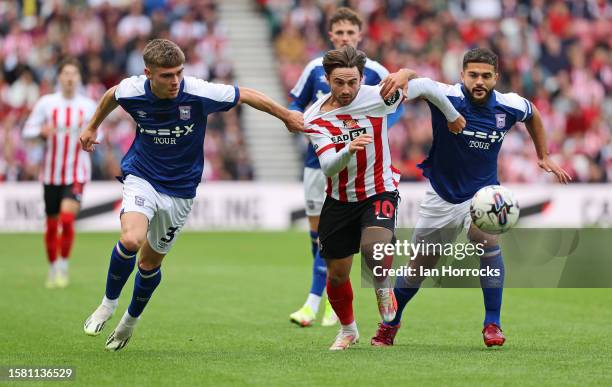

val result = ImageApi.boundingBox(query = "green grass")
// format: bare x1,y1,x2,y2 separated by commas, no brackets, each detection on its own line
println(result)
1,232,611,386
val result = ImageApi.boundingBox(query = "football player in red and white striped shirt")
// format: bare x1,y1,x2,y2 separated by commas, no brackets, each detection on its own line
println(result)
304,46,465,350
23,57,97,288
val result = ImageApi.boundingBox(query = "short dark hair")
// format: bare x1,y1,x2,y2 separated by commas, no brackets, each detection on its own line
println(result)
462,48,498,71
328,7,362,31
143,39,185,69
57,57,82,74
323,46,367,77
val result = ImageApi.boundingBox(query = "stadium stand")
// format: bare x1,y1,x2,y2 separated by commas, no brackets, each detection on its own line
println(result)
0,0,254,182
261,0,612,183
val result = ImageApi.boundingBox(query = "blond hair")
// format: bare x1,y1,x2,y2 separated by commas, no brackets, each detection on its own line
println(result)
143,39,185,69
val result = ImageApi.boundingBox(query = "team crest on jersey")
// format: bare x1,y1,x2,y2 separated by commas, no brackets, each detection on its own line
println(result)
342,119,360,129
179,105,191,120
495,114,506,128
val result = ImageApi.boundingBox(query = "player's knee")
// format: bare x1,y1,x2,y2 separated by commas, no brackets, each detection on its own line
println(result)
120,233,145,252
327,270,349,287
59,212,75,228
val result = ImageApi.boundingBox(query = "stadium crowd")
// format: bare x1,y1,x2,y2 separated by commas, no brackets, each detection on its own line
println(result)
263,0,612,183
0,0,254,182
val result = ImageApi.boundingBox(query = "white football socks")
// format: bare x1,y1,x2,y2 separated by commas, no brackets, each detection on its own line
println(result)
102,296,119,311
341,320,358,335
304,293,322,314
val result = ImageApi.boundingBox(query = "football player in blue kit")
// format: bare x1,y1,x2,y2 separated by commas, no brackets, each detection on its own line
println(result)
79,39,303,351
288,7,407,328
371,48,571,347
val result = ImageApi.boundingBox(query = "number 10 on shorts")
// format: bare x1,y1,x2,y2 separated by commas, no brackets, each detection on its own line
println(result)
373,200,395,220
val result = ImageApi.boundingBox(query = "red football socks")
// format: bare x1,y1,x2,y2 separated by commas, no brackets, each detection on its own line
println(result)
59,212,76,258
45,217,59,263
326,279,354,325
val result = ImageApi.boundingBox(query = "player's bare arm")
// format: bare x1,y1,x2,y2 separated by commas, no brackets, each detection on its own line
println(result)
524,104,571,184
79,85,119,152
379,68,417,100
238,87,304,133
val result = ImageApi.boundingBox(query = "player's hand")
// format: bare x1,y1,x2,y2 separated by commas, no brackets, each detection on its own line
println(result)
380,68,417,100
349,134,373,154
447,114,466,134
283,110,304,133
79,127,99,152
538,156,572,184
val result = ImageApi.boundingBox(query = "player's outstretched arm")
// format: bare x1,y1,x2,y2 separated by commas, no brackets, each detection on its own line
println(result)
404,78,466,134
379,68,417,100
238,87,304,133
524,104,571,184
79,86,119,152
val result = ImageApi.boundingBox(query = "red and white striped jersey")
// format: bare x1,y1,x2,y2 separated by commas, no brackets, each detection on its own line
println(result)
23,92,97,185
304,85,403,202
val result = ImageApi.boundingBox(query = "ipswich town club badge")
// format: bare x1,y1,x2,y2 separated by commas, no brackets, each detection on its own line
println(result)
495,113,506,128
179,105,191,120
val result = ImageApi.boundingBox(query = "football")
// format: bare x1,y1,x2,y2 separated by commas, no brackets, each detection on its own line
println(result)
470,185,520,234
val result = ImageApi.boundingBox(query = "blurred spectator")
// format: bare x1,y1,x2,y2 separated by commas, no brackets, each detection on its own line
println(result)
117,2,152,43
6,66,39,109
1,0,254,182
264,0,612,183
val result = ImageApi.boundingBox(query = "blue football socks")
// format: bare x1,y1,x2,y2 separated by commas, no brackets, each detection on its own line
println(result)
309,231,327,297
480,246,505,326
128,265,162,318
105,241,137,300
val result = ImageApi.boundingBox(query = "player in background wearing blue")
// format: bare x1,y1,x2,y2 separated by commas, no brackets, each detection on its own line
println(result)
370,48,571,347
79,39,303,351
289,7,406,328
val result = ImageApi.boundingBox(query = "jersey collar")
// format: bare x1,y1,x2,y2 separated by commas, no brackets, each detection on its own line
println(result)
144,78,185,103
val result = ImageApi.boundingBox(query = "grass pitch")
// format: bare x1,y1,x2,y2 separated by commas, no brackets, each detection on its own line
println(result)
1,232,611,386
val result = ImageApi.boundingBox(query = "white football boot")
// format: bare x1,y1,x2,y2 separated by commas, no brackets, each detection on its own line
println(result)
329,323,359,351
105,311,139,351
84,298,117,336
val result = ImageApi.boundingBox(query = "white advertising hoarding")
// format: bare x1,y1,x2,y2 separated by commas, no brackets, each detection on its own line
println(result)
0,182,611,231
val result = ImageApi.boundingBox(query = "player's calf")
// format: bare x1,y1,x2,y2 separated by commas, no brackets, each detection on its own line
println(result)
360,229,396,322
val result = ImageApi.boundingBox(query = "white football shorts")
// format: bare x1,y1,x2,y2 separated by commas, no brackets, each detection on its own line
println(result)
412,182,472,244
303,166,326,217
121,174,194,254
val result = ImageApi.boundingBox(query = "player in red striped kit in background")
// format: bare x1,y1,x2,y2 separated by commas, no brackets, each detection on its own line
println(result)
22,58,98,288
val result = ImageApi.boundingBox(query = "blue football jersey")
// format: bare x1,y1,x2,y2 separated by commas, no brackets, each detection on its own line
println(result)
289,56,404,168
419,83,533,204
115,75,239,199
